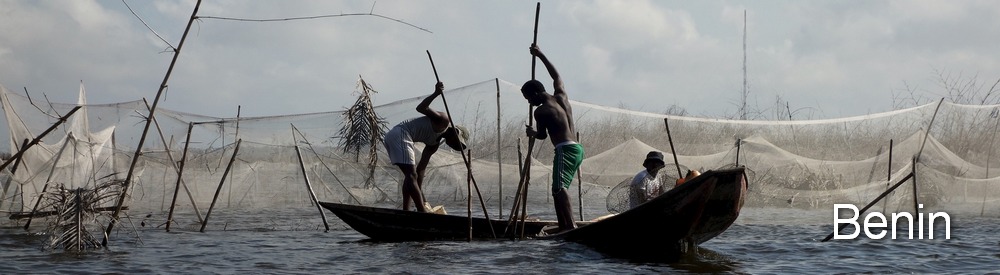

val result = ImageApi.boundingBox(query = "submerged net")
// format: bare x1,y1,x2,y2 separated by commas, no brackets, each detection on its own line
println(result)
2,78,1000,232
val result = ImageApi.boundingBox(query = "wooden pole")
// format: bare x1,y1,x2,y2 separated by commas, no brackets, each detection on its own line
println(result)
200,139,241,233
0,139,29,210
295,145,330,232
664,118,683,179
735,138,742,166
576,132,583,221
145,99,204,224
982,113,999,216
505,139,525,236
105,0,201,246
24,135,73,230
0,106,81,173
911,156,919,212
426,50,495,239
882,139,893,213
821,171,915,242
166,122,194,232
496,78,502,220
518,1,541,240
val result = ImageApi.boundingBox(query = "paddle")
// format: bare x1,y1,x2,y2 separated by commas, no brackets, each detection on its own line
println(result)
426,50,496,240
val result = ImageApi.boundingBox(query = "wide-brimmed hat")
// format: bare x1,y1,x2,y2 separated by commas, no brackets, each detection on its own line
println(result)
643,151,665,167
451,125,469,149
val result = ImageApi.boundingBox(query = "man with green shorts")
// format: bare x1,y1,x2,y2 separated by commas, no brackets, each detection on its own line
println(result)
522,43,583,232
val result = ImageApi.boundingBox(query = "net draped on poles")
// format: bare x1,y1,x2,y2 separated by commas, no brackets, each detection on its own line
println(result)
2,78,1000,229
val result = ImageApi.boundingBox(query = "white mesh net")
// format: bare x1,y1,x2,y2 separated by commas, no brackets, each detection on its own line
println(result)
2,78,1000,230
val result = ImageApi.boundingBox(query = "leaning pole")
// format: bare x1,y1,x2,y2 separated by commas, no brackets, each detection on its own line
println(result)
104,0,202,246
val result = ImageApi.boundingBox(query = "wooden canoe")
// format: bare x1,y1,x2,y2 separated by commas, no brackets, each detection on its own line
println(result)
318,201,556,241
542,167,747,261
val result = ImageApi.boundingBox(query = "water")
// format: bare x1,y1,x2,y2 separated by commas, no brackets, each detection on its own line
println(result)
3,207,999,274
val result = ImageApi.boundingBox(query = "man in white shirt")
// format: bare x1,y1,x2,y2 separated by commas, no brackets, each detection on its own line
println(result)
629,151,666,209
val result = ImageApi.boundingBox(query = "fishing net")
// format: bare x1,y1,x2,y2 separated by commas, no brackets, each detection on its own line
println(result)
2,77,1000,232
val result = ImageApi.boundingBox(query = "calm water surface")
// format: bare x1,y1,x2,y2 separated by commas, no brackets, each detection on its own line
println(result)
3,207,999,274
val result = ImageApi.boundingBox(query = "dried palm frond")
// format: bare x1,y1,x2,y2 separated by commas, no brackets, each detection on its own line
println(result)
40,179,124,251
338,76,388,187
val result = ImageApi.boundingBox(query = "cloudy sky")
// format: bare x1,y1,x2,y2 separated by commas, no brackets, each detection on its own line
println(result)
1,0,998,119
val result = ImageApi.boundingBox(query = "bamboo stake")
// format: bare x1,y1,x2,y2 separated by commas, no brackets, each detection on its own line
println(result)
228,106,241,208
291,125,364,204
982,113,999,216
166,122,194,232
735,138,742,166
822,170,915,242
24,135,73,230
200,139,241,233
664,118,683,179
295,145,330,232
426,50,495,239
0,106,81,173
496,78,502,220
576,132,583,221
0,139,28,209
882,139,893,213
915,98,945,162
105,0,201,246
911,156,919,212
145,99,204,224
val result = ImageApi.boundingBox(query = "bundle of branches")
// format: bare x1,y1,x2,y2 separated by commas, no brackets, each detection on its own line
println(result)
41,179,124,251
338,76,388,187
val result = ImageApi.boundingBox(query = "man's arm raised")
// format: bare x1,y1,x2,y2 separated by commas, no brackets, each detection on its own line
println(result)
530,44,565,97
415,82,451,126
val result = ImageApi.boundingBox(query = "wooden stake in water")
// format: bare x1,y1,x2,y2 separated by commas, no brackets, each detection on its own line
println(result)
200,139,241,233
295,145,330,232
166,122,195,232
664,118,683,179
106,0,202,246
24,136,73,230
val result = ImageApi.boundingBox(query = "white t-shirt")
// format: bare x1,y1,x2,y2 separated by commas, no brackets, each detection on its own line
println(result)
628,169,662,209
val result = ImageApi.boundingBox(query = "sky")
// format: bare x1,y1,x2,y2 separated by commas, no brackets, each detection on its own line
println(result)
1,0,999,119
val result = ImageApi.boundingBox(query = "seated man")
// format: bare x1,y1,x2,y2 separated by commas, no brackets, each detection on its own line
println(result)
629,151,666,209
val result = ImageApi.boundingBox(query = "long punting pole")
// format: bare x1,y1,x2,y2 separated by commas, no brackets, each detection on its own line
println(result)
295,145,331,232
496,78,502,220
200,139,241,233
505,139,525,236
166,122,194,232
0,106,81,173
104,0,201,246
426,51,496,240
24,136,73,230
664,118,683,178
515,1,542,240
0,139,29,210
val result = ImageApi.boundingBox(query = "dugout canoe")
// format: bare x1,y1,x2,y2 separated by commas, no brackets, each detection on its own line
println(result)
318,201,556,241
542,167,747,261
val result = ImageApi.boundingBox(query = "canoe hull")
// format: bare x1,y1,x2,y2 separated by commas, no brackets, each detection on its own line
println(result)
319,202,555,241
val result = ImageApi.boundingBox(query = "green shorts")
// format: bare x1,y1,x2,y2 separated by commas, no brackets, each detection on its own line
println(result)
552,142,584,195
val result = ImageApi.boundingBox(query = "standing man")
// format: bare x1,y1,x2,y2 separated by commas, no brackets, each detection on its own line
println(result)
384,82,468,212
522,44,583,232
